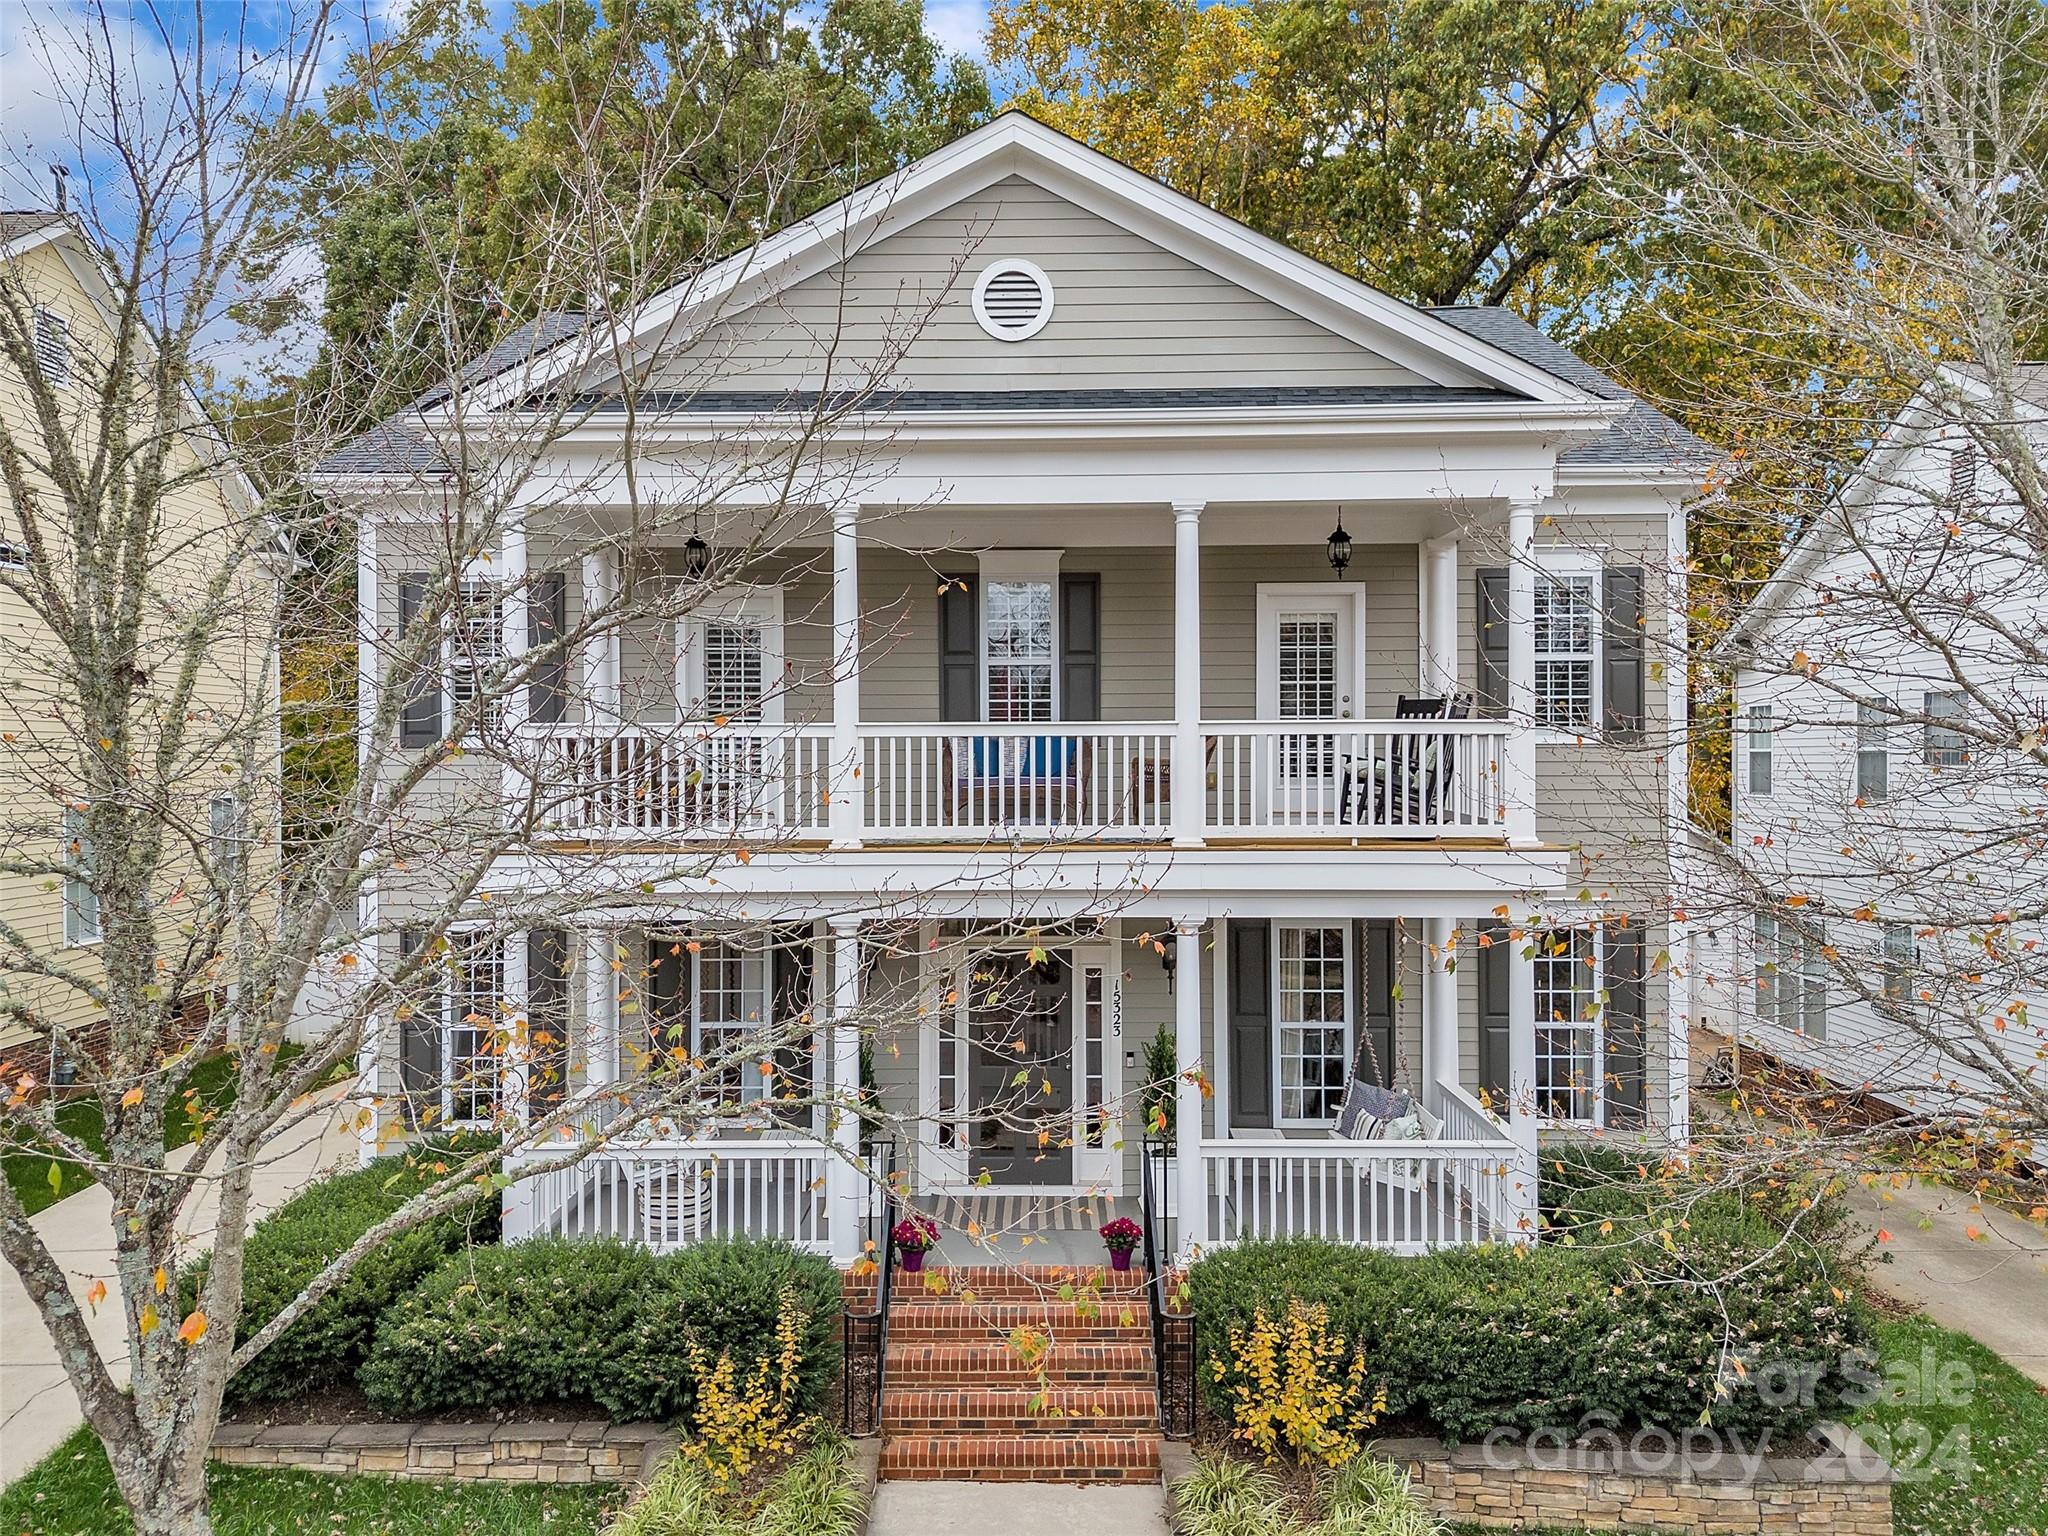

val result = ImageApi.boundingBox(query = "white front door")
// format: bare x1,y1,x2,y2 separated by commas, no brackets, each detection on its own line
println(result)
1255,586,1365,817
1071,946,1123,1191
676,590,785,826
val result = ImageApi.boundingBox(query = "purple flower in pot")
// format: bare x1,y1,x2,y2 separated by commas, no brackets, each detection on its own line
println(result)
893,1215,939,1272
1099,1216,1143,1272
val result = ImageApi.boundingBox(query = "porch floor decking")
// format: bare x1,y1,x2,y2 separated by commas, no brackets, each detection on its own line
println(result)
912,1193,1140,1268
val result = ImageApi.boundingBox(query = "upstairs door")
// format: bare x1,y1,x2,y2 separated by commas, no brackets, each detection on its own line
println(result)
676,591,784,826
1256,586,1365,820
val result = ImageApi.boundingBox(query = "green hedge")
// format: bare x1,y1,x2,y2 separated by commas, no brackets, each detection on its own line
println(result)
360,1236,843,1423
208,1136,500,1405
1188,1192,1873,1443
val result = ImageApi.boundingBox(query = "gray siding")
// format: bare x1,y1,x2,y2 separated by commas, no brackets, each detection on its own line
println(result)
638,177,1430,393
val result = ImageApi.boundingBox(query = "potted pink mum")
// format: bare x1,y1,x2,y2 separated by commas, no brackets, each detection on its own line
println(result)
893,1214,939,1273
1099,1216,1143,1272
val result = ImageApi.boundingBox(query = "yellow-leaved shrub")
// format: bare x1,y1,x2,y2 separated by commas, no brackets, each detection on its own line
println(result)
680,1285,811,1489
1208,1297,1384,1464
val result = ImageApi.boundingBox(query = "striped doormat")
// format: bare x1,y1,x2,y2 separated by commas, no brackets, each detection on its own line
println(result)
915,1193,1128,1235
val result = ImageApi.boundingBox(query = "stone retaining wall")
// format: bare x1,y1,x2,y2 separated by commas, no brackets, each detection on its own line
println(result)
210,1419,675,1486
1380,1423,1895,1535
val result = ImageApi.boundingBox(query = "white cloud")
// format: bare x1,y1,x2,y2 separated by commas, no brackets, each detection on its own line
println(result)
925,0,992,61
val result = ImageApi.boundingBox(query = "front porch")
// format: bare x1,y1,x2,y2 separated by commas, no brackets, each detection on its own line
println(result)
489,907,1543,1266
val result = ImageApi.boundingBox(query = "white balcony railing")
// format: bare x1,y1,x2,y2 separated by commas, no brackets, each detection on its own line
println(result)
1205,721,1509,837
503,1137,831,1254
528,725,832,838
520,718,1515,843
859,723,1173,840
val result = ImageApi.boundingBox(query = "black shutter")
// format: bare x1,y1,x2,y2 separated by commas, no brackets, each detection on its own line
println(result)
1604,918,1647,1127
397,575,443,747
529,572,568,724
396,927,441,1127
527,928,570,1110
1475,568,1509,717
645,932,691,1072
1477,919,1511,1110
1059,574,1100,722
772,924,817,1117
938,575,979,721
1603,566,1645,744
1357,919,1396,1089
1228,919,1272,1129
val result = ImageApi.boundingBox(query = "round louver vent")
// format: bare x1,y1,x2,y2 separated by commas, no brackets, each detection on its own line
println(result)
972,259,1054,342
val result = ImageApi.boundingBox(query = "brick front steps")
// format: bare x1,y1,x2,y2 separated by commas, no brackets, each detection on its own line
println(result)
876,1264,1163,1484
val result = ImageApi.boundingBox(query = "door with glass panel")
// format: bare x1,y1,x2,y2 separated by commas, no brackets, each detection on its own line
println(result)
1259,593,1358,822
963,948,1074,1186
676,593,783,829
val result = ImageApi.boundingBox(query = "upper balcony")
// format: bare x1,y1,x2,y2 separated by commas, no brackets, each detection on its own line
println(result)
467,495,1597,854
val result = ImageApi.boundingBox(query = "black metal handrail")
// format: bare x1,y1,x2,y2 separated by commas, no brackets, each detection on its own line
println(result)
840,1139,899,1437
1141,1136,1195,1437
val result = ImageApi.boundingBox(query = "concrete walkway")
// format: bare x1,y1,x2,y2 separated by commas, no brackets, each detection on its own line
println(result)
0,1088,362,1484
1843,1173,2048,1385
868,1479,1170,1536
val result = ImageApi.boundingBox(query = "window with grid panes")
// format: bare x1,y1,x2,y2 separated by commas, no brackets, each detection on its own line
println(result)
1276,924,1349,1124
1856,698,1890,802
445,934,501,1124
1533,927,1599,1122
1533,572,1597,731
985,579,1054,722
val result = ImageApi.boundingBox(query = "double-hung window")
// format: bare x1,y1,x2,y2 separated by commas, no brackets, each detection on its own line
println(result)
1753,913,1777,1020
1881,922,1916,1004
1856,698,1891,802
983,563,1057,723
1533,568,1599,733
1800,923,1829,1040
1755,909,1826,1037
444,932,503,1125
1274,924,1349,1125
209,793,245,896
694,935,771,1105
1924,690,1969,767
1745,705,1774,797
1533,927,1600,1123
447,578,504,731
62,806,100,946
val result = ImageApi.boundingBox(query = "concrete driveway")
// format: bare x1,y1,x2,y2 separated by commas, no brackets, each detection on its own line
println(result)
1844,1173,2048,1385
1,1089,361,1484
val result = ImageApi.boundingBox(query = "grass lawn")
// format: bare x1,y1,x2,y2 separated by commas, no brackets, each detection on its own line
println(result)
2,1048,305,1216
1857,1313,2048,1536
0,1428,617,1535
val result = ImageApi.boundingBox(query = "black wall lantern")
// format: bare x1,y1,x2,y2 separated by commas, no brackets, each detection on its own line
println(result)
1327,508,1353,579
683,532,710,580
1158,934,1177,994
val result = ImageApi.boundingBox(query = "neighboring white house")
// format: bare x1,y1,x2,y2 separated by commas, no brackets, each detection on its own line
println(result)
314,112,1713,1268
1699,365,2048,1129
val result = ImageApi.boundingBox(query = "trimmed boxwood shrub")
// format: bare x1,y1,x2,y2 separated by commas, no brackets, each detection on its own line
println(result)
1188,1190,1874,1443
207,1136,500,1405
361,1235,843,1423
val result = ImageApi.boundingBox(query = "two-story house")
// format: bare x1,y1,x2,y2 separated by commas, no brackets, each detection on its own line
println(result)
0,210,278,1076
1703,366,2048,1131
317,114,1711,1275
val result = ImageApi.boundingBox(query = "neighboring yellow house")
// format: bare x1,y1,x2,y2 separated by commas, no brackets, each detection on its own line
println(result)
0,210,281,1071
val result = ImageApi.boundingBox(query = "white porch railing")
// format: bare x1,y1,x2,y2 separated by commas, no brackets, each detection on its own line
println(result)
858,724,1174,839
1205,721,1509,836
526,725,833,837
503,1138,831,1254
1201,1083,1525,1252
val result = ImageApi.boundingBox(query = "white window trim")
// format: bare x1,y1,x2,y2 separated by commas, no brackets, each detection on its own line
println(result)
444,569,504,745
1270,920,1353,1129
1531,547,1603,744
689,931,774,1107
62,807,100,948
209,791,246,898
977,550,1063,722
1534,925,1603,1128
440,927,504,1128
1855,696,1892,803
1254,584,1368,722
675,585,785,724
1744,702,1774,799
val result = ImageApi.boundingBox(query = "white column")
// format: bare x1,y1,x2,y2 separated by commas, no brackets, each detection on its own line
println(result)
503,931,531,1130
1421,538,1460,697
1504,497,1540,845
579,547,619,726
829,506,863,848
583,925,616,1088
501,515,531,726
1506,915,1540,1242
1173,921,1207,1257
1171,502,1206,847
828,917,863,1263
1421,916,1459,1095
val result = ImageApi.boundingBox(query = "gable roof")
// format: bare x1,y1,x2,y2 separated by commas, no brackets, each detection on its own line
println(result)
1716,362,2047,654
321,113,1714,480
